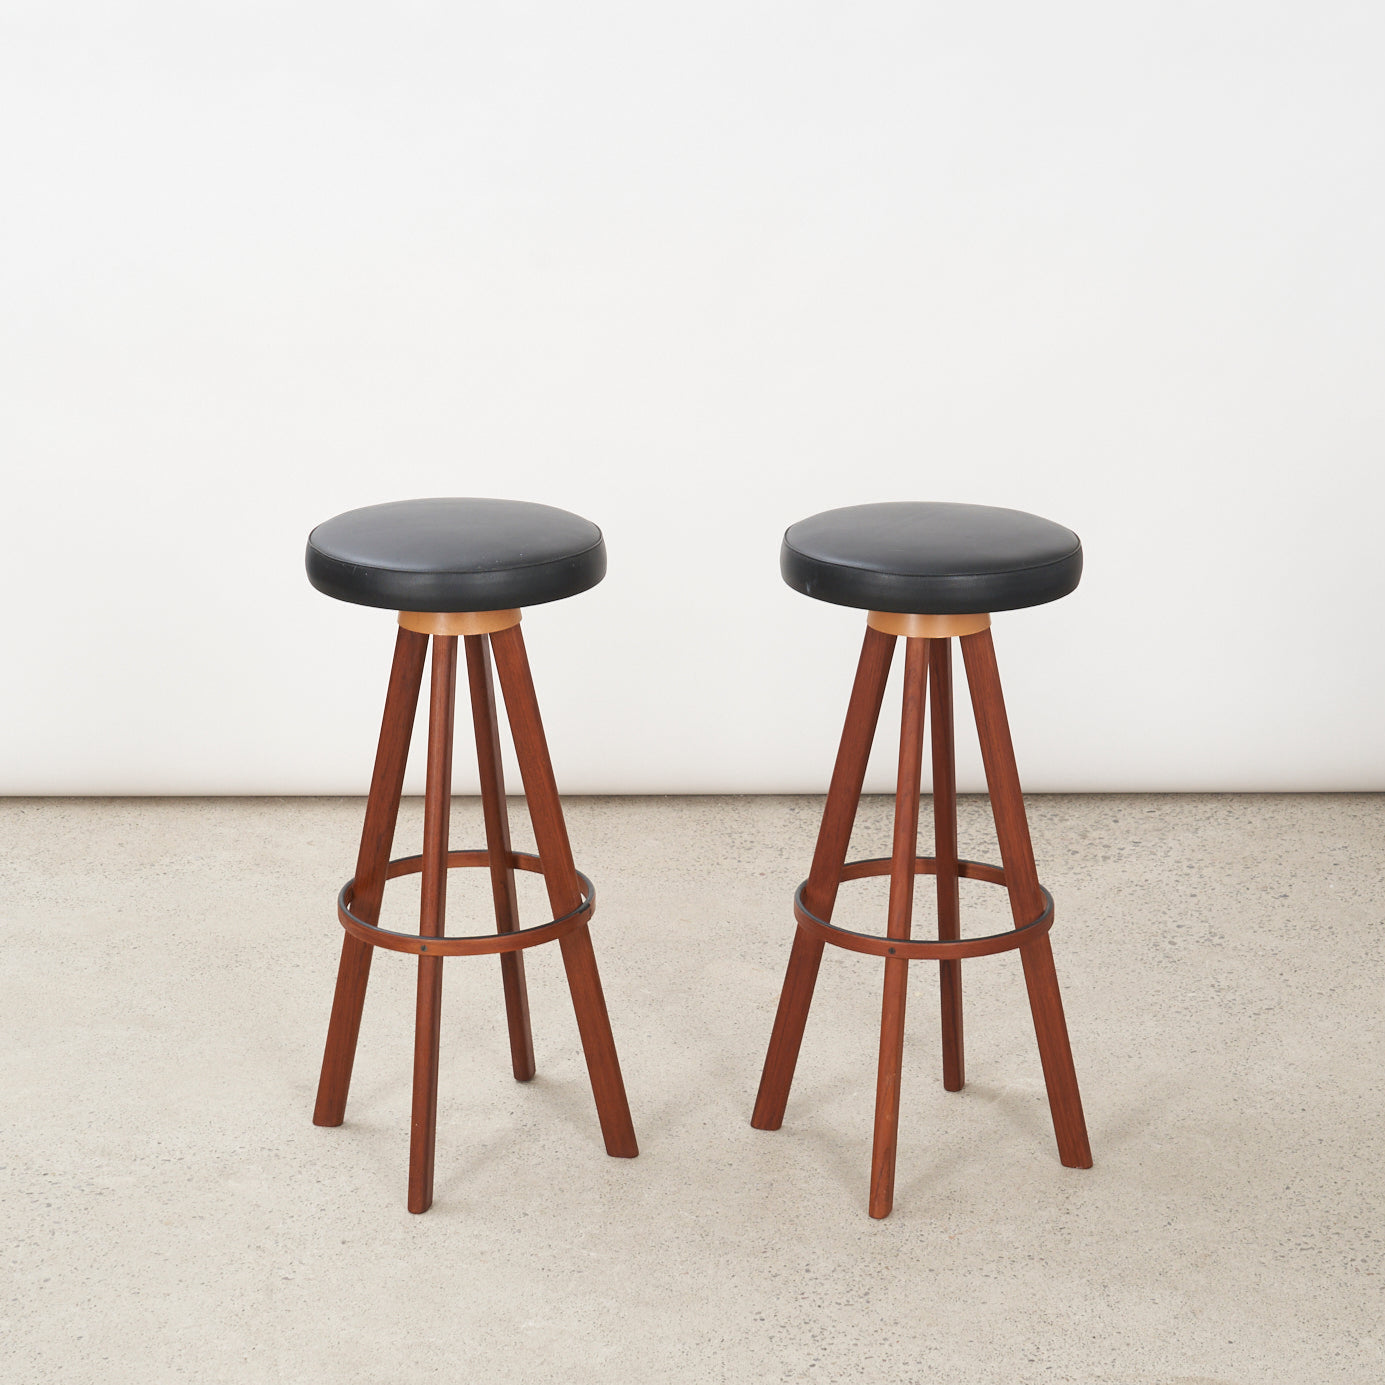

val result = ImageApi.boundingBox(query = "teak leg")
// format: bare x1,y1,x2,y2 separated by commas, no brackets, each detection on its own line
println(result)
869,636,929,1218
752,626,896,1130
960,628,1092,1170
409,635,458,1213
465,634,536,1083
314,627,428,1128
930,637,965,1092
490,625,638,1158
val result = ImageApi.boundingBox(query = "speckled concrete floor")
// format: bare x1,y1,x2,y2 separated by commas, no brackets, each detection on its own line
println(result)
2,795,1382,1384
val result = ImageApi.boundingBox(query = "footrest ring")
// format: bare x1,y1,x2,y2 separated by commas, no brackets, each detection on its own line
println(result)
794,857,1053,961
337,850,595,957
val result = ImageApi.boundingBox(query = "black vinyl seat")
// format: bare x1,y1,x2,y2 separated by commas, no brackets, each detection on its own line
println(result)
306,497,606,612
781,502,1082,614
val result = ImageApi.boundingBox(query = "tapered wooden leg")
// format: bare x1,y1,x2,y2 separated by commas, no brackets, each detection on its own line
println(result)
752,626,897,1130
314,628,428,1128
930,638,965,1092
490,625,638,1158
870,637,929,1218
465,634,536,1083
409,635,458,1213
961,628,1092,1169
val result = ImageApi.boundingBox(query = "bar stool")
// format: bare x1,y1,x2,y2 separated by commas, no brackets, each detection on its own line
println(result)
751,501,1092,1218
306,497,637,1213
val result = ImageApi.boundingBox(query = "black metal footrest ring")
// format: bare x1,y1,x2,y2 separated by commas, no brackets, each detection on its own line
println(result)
794,856,1053,961
337,849,595,957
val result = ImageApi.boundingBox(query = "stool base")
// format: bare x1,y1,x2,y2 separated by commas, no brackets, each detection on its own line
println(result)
751,620,1091,1218
312,621,637,1213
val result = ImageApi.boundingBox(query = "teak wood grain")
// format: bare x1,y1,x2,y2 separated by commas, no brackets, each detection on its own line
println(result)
869,635,929,1219
464,633,536,1083
490,624,638,1159
961,627,1091,1170
930,637,965,1092
751,624,896,1131
409,634,458,1213
313,627,427,1128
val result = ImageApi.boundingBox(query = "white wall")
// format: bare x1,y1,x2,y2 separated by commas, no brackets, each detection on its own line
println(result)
3,2,1382,795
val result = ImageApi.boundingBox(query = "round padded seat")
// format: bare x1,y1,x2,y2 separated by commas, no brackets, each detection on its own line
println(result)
781,502,1082,615
306,498,606,612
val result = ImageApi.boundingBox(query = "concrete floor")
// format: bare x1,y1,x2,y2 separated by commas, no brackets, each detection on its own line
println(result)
2,794,1382,1384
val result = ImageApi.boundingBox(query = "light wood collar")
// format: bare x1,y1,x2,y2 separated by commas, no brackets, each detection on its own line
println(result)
867,611,991,638
398,609,522,636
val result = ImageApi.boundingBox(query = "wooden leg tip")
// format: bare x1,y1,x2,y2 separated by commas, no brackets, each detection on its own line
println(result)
868,1173,895,1219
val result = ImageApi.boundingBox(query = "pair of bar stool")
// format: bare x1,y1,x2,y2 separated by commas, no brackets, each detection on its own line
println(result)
306,496,1091,1217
